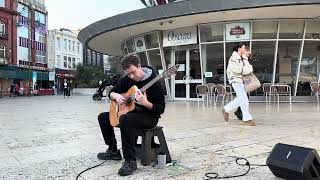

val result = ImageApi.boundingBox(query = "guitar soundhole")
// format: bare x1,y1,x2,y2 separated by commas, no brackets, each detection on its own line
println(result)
126,97,133,104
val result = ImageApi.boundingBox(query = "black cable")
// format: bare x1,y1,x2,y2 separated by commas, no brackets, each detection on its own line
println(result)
204,157,267,179
76,160,107,180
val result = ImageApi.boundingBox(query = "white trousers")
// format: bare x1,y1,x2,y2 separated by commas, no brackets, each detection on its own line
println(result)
224,83,253,121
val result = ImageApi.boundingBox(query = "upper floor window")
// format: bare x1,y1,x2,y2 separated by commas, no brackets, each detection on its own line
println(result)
77,42,80,53
56,37,61,49
64,39,67,50
0,0,5,7
0,44,5,59
68,40,71,51
72,41,75,52
0,21,5,35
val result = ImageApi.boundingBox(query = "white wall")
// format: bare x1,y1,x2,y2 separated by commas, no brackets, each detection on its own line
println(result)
47,29,83,70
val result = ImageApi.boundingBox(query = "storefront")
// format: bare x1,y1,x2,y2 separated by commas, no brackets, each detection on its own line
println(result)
78,0,320,101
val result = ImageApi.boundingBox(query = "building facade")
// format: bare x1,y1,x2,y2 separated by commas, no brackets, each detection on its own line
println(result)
0,0,18,95
83,47,104,67
47,28,83,89
79,0,320,101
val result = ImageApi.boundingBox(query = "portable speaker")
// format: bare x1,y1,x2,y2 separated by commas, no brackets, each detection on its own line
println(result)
266,143,320,180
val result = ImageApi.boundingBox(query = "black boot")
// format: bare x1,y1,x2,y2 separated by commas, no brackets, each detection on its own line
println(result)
118,159,137,176
234,107,243,120
97,149,122,160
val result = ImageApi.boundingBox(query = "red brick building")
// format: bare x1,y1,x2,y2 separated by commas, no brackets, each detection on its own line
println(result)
0,0,18,95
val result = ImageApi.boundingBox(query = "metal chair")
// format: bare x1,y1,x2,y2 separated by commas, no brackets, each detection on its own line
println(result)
215,84,232,105
196,85,209,107
310,82,320,104
206,83,216,105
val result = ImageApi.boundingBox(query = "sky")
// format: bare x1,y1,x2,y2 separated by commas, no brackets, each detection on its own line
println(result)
46,0,145,30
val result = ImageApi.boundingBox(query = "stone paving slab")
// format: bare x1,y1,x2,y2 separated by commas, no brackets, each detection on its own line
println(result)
0,96,319,179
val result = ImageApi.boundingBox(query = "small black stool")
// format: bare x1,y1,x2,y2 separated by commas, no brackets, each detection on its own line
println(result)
135,126,171,166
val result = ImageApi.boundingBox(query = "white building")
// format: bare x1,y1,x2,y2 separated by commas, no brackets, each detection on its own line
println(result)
47,28,83,88
48,28,83,70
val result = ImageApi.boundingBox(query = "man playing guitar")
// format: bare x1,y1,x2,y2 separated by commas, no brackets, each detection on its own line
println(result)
97,54,165,176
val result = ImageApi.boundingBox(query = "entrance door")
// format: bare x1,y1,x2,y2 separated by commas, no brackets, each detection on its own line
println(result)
173,48,202,100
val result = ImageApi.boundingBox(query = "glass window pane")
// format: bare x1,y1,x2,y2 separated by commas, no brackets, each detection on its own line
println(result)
296,41,320,96
279,20,304,39
252,21,278,39
200,23,224,42
126,39,135,53
305,20,320,39
275,41,302,94
145,33,159,49
148,49,167,95
137,52,148,66
250,41,276,95
0,0,5,7
201,43,224,84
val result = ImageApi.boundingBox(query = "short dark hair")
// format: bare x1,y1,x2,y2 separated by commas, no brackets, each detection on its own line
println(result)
233,42,247,52
120,54,141,70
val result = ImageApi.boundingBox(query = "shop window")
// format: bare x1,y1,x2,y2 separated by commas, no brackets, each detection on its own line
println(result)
305,20,320,39
0,21,5,36
250,41,276,95
126,39,135,53
0,44,5,59
201,43,224,84
145,33,159,49
137,52,148,66
252,21,278,39
296,41,320,95
275,41,302,95
279,20,304,39
0,0,4,7
199,23,224,42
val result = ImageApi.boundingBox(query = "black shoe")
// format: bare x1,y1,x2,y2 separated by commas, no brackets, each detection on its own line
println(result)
118,160,137,176
97,149,122,160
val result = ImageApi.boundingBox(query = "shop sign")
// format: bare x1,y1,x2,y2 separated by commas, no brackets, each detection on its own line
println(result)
163,26,197,47
226,22,250,41
134,36,146,51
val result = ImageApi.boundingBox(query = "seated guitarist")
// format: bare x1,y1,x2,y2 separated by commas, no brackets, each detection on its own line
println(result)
97,54,165,176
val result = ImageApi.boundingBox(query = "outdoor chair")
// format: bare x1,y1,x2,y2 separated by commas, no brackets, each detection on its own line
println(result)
196,85,210,107
310,82,320,104
215,84,233,105
206,83,216,105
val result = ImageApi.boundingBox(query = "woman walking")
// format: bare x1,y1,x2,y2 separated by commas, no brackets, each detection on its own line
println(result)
222,43,256,126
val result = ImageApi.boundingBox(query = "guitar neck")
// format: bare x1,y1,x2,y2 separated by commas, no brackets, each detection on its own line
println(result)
140,75,161,93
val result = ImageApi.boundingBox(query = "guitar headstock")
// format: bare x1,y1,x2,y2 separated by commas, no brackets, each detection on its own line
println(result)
160,64,180,78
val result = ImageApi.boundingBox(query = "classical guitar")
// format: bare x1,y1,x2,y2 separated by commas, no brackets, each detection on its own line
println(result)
109,65,179,127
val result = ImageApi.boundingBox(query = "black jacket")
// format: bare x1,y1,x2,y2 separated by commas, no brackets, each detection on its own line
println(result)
109,66,165,118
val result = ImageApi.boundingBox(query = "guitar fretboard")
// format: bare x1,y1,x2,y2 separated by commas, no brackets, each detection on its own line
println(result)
140,75,161,93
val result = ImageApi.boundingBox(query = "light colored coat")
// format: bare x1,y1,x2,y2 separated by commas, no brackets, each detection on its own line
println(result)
227,51,253,84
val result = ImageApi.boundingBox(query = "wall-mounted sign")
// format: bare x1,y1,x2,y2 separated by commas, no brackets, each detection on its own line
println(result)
134,36,146,51
226,22,250,41
204,72,213,78
163,26,197,47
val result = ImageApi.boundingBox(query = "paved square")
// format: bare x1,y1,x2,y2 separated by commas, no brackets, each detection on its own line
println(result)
0,96,319,180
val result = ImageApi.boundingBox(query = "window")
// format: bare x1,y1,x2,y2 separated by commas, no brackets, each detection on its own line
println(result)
201,43,224,84
72,58,75,68
305,20,320,39
56,37,61,49
77,42,80,53
296,41,320,95
279,20,304,39
0,21,5,35
68,57,71,68
72,41,75,52
64,56,67,67
145,33,159,49
64,39,67,50
0,0,5,7
68,40,71,51
252,21,278,39
56,55,61,67
0,44,5,59
200,23,224,42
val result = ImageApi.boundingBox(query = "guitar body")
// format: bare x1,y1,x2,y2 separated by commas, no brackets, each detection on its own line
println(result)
109,85,138,127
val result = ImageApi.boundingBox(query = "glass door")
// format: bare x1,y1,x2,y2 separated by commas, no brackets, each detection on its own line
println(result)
173,48,202,100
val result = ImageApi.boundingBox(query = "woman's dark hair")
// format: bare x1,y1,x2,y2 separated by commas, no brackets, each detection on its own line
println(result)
120,54,141,70
232,42,246,52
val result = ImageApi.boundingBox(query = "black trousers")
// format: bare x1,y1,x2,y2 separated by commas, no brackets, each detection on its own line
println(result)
63,88,68,96
98,111,158,160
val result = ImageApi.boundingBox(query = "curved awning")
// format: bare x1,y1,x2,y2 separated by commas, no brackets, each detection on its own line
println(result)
78,0,320,56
